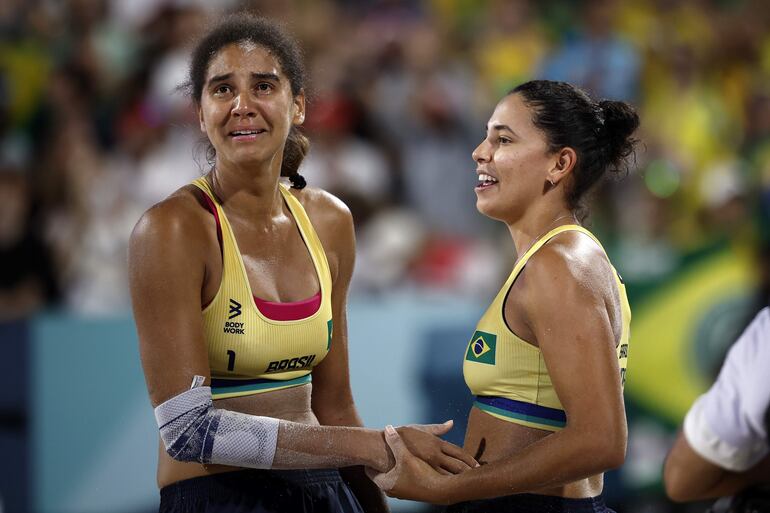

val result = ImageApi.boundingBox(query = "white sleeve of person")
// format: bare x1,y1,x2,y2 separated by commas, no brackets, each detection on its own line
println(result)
154,375,279,468
684,308,770,472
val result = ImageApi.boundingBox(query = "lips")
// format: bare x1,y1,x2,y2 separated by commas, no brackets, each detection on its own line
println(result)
228,128,267,141
475,171,499,190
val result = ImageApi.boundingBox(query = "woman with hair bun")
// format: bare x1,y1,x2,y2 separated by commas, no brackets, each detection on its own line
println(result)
129,15,475,513
370,80,640,513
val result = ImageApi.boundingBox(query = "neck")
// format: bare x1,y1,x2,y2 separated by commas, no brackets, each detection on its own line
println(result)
208,156,285,221
506,203,577,258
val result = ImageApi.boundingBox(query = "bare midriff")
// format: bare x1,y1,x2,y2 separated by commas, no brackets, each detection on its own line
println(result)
463,406,603,499
156,383,317,489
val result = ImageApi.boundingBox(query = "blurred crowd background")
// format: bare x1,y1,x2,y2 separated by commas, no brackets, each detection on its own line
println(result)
1,0,769,512
3,0,770,314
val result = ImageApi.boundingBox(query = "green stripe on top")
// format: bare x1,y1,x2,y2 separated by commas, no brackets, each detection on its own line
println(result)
474,400,566,429
212,374,311,396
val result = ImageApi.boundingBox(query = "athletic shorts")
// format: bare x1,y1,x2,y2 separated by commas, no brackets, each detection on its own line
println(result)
445,493,615,513
159,468,364,513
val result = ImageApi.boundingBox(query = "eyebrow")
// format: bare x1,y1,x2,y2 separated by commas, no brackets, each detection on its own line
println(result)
206,72,281,87
486,123,518,138
251,72,281,82
491,124,513,133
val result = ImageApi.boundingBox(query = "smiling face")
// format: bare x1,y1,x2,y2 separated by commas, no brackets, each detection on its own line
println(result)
472,93,566,223
197,43,305,170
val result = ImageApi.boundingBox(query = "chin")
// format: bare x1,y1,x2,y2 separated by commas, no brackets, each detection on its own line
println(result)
475,198,501,221
476,197,519,224
229,149,274,167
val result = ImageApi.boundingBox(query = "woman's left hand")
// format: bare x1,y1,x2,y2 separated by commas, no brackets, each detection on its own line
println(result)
398,420,478,474
367,425,460,505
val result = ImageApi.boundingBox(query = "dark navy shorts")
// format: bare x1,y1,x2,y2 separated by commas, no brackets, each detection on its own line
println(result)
445,493,616,513
159,469,364,513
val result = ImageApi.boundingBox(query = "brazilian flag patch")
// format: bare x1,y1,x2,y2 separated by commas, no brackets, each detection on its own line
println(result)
327,319,333,351
465,331,497,365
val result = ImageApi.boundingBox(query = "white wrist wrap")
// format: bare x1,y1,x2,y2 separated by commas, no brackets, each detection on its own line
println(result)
154,379,279,469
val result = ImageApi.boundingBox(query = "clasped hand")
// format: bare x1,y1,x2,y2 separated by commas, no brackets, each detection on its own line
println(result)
367,420,478,505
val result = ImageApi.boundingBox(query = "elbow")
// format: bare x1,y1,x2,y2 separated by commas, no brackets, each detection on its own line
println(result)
597,421,627,471
663,475,692,502
608,446,627,470
165,448,188,462
583,427,626,472
664,481,690,503
662,460,697,503
605,419,628,470
600,439,627,471
163,441,203,464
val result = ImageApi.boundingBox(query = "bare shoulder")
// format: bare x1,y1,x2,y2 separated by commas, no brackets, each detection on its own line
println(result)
522,231,615,306
130,185,214,257
289,186,355,282
290,185,353,231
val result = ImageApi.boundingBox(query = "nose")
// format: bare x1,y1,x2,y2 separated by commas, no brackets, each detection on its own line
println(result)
231,92,256,118
472,139,491,164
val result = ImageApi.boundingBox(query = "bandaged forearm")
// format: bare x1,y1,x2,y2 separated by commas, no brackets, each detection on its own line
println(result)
155,377,387,470
272,421,384,470
154,384,279,468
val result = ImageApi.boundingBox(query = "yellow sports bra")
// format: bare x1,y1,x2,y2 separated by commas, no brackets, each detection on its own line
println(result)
463,225,630,431
192,178,334,399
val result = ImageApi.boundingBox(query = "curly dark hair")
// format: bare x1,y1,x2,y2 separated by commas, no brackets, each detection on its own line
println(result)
511,80,640,219
186,15,308,189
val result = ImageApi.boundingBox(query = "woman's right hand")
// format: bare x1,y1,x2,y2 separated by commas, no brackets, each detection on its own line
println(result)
395,420,478,474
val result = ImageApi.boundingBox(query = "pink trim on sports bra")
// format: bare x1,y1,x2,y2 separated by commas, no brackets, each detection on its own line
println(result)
252,291,322,321
200,191,223,249
198,187,323,321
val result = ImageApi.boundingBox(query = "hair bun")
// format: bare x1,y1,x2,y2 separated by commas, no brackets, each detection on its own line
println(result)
289,173,307,190
598,99,639,165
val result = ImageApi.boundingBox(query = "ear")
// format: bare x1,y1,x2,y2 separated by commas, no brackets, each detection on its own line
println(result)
197,105,206,134
546,147,577,185
292,89,306,126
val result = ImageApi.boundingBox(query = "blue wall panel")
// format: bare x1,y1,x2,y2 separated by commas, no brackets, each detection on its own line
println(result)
32,315,158,513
